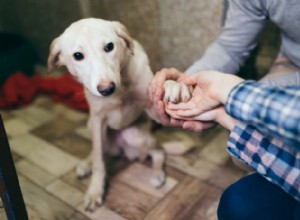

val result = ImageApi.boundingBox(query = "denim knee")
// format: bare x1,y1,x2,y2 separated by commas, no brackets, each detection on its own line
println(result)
217,182,251,220
217,173,299,220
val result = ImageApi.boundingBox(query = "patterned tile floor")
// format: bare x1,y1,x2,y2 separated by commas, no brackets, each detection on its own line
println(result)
0,95,246,220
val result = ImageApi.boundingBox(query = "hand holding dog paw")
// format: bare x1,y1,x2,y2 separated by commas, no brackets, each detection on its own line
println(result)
148,68,189,126
164,70,243,131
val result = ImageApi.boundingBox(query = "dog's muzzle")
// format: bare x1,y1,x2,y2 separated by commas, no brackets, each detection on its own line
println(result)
97,82,116,96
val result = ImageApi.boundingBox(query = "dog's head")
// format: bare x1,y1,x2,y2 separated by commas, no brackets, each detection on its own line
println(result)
48,18,134,97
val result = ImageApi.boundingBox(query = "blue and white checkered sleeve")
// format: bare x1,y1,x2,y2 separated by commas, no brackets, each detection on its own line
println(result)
227,122,300,201
225,80,300,149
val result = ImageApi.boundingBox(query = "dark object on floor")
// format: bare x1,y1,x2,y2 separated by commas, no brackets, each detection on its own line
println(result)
0,114,28,220
0,32,36,85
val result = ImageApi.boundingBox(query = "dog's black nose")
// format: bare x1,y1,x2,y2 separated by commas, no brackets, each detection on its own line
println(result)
97,82,116,96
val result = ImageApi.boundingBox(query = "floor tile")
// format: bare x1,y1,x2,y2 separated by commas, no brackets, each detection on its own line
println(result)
32,116,80,140
105,180,158,220
167,155,218,181
207,165,245,189
10,134,79,176
19,175,75,220
198,129,230,165
52,133,92,159
46,179,84,208
50,103,88,122
0,94,246,219
61,170,90,193
12,105,55,128
77,205,125,220
15,159,56,186
0,110,13,120
144,176,220,220
3,118,32,137
62,156,131,194
186,189,221,220
0,202,6,220
75,126,92,140
31,95,55,107
67,211,91,220
12,152,22,163
115,163,178,198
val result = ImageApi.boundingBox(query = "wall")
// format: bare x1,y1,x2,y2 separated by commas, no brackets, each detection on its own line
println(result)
0,0,82,67
0,0,224,72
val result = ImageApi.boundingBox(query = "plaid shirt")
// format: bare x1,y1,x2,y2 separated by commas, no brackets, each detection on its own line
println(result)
225,80,300,201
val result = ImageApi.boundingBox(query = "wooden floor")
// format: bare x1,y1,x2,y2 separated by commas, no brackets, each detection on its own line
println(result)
0,95,246,220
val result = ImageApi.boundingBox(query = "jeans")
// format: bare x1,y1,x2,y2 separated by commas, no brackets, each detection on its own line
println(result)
217,173,300,220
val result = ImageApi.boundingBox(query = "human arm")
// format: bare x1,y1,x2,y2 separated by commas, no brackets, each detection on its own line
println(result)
149,0,267,128
228,122,300,201
166,71,244,117
226,80,300,149
186,0,267,74
168,71,300,148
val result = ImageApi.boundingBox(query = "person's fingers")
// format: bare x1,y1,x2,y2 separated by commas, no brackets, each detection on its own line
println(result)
150,71,165,102
182,120,217,132
166,100,196,110
169,117,184,127
182,73,201,86
165,108,189,120
166,107,203,120
151,81,162,102
154,68,180,87
148,79,155,101
156,100,171,125
192,109,218,121
153,70,166,88
176,108,204,118
166,100,206,118
165,108,177,118
153,86,164,103
155,100,185,127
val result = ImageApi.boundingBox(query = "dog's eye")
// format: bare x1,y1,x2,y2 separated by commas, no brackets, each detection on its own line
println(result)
73,52,84,61
104,43,114,52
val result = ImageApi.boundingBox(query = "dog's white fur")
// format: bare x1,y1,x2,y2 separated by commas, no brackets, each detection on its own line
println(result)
48,18,191,211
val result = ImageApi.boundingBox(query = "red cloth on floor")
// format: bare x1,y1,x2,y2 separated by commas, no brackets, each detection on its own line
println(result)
0,72,89,111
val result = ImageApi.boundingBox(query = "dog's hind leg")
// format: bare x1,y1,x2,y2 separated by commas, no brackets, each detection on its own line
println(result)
119,123,166,188
148,149,166,188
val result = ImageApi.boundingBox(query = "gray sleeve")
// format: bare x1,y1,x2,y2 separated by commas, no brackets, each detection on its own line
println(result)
260,71,300,87
186,0,268,74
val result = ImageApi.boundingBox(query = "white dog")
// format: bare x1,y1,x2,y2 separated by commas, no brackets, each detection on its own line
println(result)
48,18,191,211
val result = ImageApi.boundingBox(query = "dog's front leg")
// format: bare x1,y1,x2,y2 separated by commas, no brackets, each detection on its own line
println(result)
84,115,107,212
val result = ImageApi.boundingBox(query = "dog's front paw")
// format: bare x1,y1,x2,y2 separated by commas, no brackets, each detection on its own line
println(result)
150,170,166,188
163,80,192,103
84,185,103,212
76,161,92,179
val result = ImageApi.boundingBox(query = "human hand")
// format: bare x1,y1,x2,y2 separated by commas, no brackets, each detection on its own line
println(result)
165,70,244,119
181,120,217,132
167,106,237,131
148,68,189,126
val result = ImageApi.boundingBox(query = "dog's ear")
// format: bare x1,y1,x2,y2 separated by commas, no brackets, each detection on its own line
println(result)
47,37,61,72
113,21,134,55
